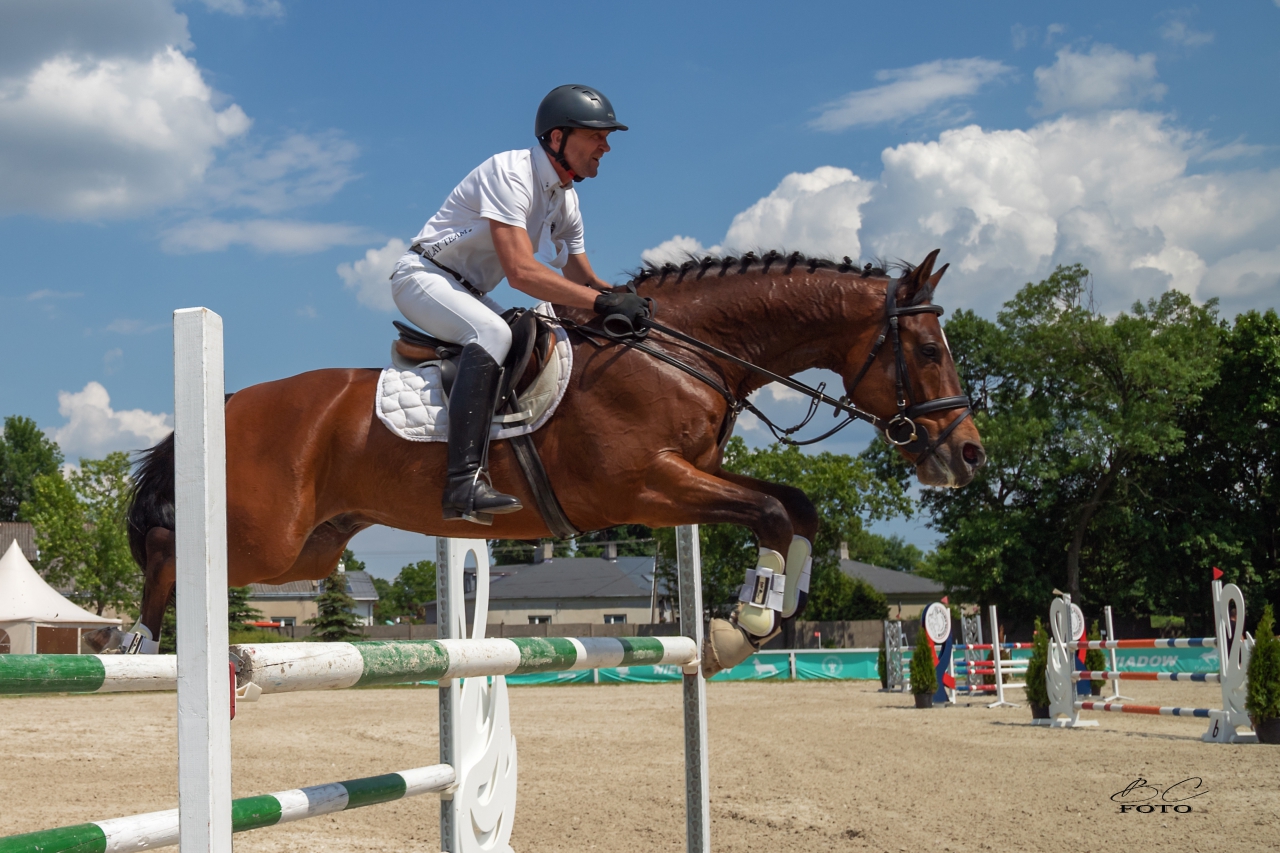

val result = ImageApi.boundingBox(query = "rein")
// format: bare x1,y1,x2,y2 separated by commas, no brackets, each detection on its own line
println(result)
561,278,972,463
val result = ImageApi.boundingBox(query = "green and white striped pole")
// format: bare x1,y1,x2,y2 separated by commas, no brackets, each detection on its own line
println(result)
0,635,696,697
0,654,176,695
232,635,697,694
0,765,454,853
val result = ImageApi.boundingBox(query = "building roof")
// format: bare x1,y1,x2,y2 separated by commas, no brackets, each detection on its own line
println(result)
246,570,379,602
476,556,656,601
839,559,944,597
0,540,117,626
0,523,36,562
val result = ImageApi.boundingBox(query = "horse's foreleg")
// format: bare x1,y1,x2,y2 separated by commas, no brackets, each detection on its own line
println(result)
714,470,818,624
632,455,801,674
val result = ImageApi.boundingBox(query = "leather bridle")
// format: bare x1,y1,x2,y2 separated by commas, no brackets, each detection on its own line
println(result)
563,275,973,467
841,278,973,465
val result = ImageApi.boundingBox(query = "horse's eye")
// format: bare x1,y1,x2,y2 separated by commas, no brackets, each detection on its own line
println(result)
921,344,940,359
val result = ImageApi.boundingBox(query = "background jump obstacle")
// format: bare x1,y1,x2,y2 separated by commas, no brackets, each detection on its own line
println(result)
1043,580,1256,743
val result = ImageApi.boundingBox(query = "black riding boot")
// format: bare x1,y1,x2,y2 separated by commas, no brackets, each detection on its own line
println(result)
441,343,523,524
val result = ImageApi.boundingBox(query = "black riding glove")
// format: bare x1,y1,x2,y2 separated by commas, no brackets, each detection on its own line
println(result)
593,291,651,336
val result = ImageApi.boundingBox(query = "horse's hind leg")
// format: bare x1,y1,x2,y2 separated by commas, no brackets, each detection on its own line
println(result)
85,527,175,653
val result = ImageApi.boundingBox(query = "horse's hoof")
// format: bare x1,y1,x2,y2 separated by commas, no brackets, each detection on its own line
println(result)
703,618,758,677
83,626,124,653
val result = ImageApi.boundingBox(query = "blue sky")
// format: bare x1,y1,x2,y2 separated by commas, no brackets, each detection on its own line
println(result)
2,1,1278,578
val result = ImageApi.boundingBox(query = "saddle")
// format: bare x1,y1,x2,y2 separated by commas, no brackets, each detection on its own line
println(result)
390,308,579,540
392,308,557,414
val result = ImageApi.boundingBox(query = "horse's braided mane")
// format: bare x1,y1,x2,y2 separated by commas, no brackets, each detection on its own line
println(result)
623,251,935,305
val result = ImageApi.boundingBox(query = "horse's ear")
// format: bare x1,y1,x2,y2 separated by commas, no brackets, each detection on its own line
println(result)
927,263,949,289
903,249,942,300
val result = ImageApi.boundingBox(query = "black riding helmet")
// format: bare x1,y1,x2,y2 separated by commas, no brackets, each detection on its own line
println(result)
536,84,627,182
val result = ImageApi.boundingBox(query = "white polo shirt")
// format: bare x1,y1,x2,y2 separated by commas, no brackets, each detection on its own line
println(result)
408,146,585,293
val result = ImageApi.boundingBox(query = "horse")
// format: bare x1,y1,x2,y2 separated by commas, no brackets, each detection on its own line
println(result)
100,248,984,672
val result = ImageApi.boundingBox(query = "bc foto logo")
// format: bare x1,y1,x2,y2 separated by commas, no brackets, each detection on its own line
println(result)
1111,777,1208,814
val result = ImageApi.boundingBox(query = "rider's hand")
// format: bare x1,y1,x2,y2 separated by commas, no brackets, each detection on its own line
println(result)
593,291,651,336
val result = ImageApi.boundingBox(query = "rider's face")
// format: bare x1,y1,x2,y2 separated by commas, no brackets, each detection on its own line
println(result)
559,128,613,179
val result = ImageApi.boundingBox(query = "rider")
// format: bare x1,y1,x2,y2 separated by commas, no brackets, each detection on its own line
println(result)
391,84,649,524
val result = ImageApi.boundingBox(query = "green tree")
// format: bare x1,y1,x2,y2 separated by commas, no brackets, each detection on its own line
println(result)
305,569,364,642
21,452,137,616
381,558,437,617
1116,311,1280,625
1023,617,1050,707
922,265,1221,626
803,570,888,621
574,525,656,558
491,539,572,565
909,624,938,696
1247,604,1280,721
0,416,63,522
228,586,263,629
338,548,366,574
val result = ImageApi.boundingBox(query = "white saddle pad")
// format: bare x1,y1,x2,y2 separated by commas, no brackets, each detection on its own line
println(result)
375,303,572,443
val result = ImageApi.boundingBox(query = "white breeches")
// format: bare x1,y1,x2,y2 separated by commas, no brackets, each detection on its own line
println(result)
390,256,512,362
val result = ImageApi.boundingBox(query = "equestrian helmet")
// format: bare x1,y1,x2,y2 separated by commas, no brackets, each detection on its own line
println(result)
535,85,628,138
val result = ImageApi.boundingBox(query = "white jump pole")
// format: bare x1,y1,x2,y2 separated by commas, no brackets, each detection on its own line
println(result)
173,308,232,853
985,604,1018,709
677,526,710,853
1103,605,1131,702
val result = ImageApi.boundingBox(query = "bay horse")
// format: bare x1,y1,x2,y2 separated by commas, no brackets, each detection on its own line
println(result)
105,248,984,672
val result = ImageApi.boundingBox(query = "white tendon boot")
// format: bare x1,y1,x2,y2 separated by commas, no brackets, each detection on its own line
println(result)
704,547,786,676
703,539,814,676
781,535,812,618
117,621,160,655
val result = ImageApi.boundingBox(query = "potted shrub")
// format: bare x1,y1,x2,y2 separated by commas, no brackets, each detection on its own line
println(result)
910,625,938,708
877,639,888,689
1024,617,1051,719
1086,621,1108,696
1247,603,1280,744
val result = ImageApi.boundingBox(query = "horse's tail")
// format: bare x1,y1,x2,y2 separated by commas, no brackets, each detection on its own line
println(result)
127,432,175,569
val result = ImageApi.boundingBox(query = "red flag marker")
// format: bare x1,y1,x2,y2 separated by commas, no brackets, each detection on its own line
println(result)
1212,567,1223,581
941,596,950,605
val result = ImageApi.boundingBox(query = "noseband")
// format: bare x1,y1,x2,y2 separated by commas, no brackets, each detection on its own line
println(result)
842,281,972,466
560,275,972,466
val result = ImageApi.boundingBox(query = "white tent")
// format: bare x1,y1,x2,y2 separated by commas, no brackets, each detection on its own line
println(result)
0,539,117,654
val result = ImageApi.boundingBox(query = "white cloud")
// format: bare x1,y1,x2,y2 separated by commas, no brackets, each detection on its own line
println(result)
720,167,874,259
161,218,379,253
640,235,707,266
338,239,408,311
0,47,250,218
645,109,1280,318
199,131,360,214
1200,247,1280,305
197,0,284,16
812,58,1012,130
1159,19,1213,47
48,381,171,459
1034,45,1166,114
0,0,350,234
1196,139,1270,162
27,289,81,301
862,110,1280,311
763,383,804,403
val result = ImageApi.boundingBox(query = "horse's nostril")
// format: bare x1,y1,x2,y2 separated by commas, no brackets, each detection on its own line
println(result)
962,442,984,467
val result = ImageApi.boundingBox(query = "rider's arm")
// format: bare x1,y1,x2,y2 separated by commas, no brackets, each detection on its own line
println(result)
489,219,600,309
562,252,613,291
